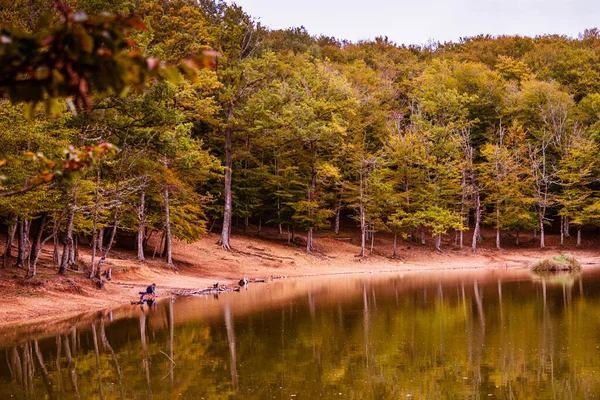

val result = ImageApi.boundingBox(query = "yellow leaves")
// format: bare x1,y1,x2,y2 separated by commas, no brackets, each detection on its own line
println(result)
0,159,6,167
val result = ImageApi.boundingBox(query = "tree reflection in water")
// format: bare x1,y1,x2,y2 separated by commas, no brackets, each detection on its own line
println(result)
1,269,600,398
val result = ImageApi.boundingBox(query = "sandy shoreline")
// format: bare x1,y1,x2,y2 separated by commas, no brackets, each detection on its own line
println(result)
0,230,598,332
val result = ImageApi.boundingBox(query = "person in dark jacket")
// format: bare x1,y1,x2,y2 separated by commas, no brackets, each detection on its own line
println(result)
139,283,156,301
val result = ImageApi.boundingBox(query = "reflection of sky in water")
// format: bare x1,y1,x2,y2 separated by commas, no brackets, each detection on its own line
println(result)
1,268,599,399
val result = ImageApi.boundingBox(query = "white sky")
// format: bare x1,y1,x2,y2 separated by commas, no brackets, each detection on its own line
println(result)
231,0,600,46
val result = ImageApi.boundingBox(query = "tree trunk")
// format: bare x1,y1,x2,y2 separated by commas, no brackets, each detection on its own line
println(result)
434,234,442,252
471,190,481,254
3,215,17,265
359,162,366,257
164,183,173,265
257,216,262,236
560,216,564,246
577,228,582,246
32,228,57,276
96,214,118,282
421,228,426,245
370,229,375,254
516,231,520,246
97,228,104,253
59,207,75,274
28,213,47,277
16,219,30,268
306,228,313,253
90,171,100,278
539,213,545,249
53,229,60,266
334,208,340,235
393,232,397,258
495,207,501,250
243,216,248,233
137,175,147,262
219,119,234,251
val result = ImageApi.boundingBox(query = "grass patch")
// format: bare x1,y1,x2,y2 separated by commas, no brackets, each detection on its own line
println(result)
531,254,581,272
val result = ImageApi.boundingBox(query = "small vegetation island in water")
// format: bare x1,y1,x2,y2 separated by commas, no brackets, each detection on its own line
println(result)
531,254,582,272
1,1,600,305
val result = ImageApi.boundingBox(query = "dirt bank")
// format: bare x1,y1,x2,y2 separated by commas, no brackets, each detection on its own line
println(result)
0,228,598,329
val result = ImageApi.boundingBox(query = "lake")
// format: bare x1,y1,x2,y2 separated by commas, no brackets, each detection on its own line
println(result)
1,267,599,399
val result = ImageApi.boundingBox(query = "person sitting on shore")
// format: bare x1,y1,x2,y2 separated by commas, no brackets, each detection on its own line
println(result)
139,283,156,301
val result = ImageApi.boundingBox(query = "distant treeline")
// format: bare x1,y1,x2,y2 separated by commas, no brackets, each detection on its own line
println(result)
2,0,600,278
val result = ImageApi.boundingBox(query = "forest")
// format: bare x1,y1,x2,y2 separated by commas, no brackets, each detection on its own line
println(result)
2,0,600,281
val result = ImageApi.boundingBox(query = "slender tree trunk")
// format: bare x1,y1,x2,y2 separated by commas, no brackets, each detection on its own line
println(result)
96,209,118,282
421,228,426,245
334,195,342,235
137,175,147,262
3,215,17,267
370,229,375,254
32,228,57,275
287,225,291,245
495,207,501,250
564,218,570,238
393,232,397,258
28,213,47,277
71,235,78,268
516,231,520,246
219,107,235,251
53,229,60,266
16,219,30,268
560,216,564,246
434,234,442,252
306,228,313,253
257,216,261,236
539,212,545,249
359,162,366,257
577,228,582,246
472,190,481,254
243,216,248,233
90,171,100,278
97,228,104,253
163,183,172,265
59,207,75,274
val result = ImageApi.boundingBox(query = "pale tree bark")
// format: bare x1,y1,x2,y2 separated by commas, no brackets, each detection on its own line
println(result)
90,171,101,278
16,219,30,268
95,210,118,282
434,234,442,252
137,175,148,262
471,189,481,254
163,179,173,265
59,207,75,275
219,105,235,251
359,160,367,257
28,213,47,277
3,215,17,267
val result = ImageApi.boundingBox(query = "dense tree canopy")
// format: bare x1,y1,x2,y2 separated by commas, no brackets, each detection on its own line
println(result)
2,0,600,279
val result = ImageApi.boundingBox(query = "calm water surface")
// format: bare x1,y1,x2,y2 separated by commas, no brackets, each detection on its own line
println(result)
1,267,600,399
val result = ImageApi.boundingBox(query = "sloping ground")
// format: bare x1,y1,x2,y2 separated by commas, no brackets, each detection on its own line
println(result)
0,227,598,328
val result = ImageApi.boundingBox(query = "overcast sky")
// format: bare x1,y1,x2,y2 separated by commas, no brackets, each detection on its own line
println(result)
231,0,599,46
